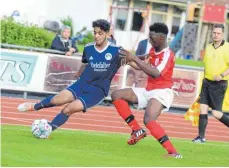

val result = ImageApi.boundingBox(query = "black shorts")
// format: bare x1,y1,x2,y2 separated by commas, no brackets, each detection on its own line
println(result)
198,78,228,111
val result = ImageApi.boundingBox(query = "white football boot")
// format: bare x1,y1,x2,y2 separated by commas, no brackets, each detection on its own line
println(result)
18,102,35,112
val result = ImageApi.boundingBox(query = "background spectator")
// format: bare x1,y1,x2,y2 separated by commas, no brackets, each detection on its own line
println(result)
51,26,78,56
135,38,151,56
107,25,116,44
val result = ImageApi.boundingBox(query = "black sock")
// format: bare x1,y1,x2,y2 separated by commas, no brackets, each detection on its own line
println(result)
219,113,229,128
199,114,208,138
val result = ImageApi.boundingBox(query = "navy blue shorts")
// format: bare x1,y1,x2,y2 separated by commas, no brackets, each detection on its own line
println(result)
67,80,105,112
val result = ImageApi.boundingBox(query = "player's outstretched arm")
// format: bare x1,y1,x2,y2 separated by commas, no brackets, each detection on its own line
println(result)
119,48,149,70
119,48,160,77
135,54,149,60
128,61,141,70
132,56,160,77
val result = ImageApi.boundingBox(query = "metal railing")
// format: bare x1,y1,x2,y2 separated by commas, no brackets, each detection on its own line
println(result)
1,43,66,55
1,43,84,57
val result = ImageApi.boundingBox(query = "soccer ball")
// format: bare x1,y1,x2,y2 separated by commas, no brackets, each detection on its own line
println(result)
31,119,52,139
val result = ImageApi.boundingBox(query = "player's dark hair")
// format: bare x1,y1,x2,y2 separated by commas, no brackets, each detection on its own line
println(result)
92,19,110,32
149,22,168,35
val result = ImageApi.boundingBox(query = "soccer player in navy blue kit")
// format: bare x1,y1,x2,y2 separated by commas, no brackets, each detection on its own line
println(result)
18,19,124,132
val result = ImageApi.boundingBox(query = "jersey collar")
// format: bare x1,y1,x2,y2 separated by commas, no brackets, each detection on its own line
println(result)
94,41,110,53
212,40,225,49
154,47,169,55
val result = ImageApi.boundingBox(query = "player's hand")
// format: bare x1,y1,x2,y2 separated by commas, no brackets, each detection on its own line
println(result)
118,48,135,62
69,48,76,53
66,51,73,56
213,75,222,81
144,56,151,64
75,71,80,79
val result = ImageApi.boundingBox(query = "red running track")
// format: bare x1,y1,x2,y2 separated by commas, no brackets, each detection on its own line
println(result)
1,97,229,142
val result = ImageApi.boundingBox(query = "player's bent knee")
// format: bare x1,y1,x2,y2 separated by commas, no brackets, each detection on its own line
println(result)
143,115,157,125
51,95,70,105
62,107,75,116
50,96,58,105
62,99,85,116
62,105,76,116
111,91,121,101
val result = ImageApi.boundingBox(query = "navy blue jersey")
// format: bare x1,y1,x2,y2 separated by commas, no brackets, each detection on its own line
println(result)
79,42,122,96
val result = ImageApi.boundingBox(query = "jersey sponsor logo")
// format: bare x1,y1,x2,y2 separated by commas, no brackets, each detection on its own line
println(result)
105,53,112,60
90,62,111,71
89,56,93,60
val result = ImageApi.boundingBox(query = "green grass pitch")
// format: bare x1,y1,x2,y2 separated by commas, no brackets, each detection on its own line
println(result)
1,125,229,167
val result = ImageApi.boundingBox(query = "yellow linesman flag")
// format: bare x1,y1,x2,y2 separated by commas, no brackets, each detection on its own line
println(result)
184,97,200,126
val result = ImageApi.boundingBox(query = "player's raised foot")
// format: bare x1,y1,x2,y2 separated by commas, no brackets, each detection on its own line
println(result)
164,153,183,159
17,102,35,112
127,128,147,145
192,136,206,143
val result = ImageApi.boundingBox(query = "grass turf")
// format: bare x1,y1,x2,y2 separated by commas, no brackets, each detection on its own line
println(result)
175,58,204,67
1,125,229,167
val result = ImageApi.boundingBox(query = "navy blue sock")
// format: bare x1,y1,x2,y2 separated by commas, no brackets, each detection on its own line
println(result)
50,112,69,131
34,95,55,110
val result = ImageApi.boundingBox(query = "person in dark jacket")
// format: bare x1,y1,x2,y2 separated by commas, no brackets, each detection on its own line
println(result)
51,26,78,56
135,38,151,56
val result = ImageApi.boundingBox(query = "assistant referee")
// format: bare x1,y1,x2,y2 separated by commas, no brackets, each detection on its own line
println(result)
193,24,229,143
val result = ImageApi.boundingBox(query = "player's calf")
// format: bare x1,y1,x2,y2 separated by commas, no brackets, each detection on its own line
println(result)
49,99,84,131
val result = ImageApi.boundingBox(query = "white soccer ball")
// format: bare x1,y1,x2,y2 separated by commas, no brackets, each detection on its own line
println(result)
31,119,52,139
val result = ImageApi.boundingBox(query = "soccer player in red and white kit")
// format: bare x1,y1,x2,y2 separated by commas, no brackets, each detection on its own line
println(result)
113,23,182,158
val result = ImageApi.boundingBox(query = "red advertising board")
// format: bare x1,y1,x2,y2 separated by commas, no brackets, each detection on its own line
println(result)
124,67,201,108
203,4,225,23
44,55,124,96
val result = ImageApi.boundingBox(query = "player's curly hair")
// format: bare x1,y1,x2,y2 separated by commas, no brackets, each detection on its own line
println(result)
149,22,168,35
92,19,110,32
